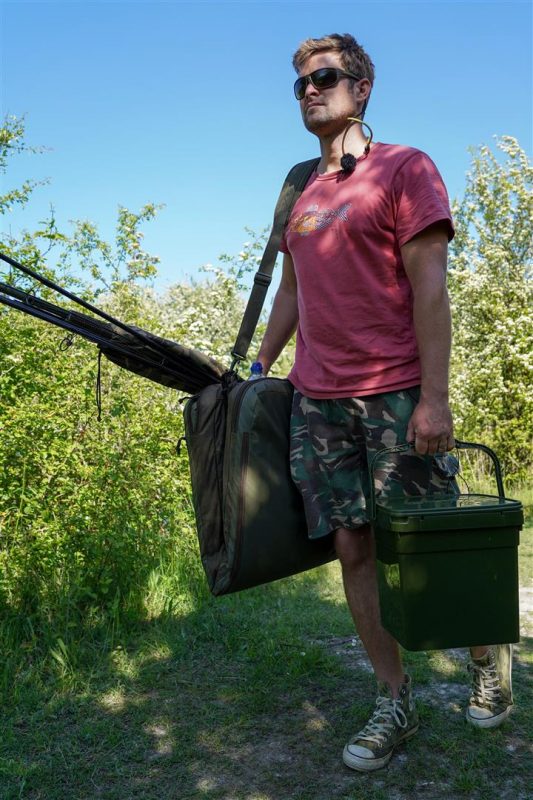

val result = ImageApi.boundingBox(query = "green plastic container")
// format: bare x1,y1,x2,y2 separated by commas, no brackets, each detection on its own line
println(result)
372,442,523,651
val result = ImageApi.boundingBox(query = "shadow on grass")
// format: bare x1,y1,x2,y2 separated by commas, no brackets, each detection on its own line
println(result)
2,564,532,800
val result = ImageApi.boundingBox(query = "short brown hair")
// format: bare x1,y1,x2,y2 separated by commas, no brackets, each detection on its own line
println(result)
292,33,375,86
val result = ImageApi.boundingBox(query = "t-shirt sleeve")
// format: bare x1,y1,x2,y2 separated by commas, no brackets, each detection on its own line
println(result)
393,151,455,247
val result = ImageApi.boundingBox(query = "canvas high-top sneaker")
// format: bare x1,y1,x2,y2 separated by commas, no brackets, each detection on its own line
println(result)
466,644,514,728
343,675,419,771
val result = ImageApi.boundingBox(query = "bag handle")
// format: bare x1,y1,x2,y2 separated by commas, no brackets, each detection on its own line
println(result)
230,157,320,367
368,439,506,520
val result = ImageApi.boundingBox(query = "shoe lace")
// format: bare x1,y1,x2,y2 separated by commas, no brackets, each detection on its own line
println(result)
353,695,408,746
468,656,501,705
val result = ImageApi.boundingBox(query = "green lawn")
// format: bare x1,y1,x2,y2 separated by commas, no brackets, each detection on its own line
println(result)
1,519,531,800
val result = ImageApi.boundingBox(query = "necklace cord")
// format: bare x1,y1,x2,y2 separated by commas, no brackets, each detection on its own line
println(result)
340,117,374,174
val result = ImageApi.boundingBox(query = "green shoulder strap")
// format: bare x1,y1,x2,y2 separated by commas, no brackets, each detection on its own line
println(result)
231,157,320,365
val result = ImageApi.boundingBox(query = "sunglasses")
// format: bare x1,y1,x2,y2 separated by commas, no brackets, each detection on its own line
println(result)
293,67,362,100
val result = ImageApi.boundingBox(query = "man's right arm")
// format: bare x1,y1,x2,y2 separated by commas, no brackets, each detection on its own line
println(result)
256,253,299,374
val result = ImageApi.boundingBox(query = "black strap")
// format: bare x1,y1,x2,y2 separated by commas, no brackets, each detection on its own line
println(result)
231,157,319,363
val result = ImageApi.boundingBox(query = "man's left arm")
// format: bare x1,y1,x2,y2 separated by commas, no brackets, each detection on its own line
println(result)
401,220,455,455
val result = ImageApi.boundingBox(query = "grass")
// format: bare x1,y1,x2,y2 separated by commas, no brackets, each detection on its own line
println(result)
1,499,532,800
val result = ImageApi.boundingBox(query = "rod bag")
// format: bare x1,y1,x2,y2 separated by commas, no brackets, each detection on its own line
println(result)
0,256,225,394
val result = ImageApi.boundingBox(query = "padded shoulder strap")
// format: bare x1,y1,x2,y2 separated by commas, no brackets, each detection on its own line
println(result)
231,157,320,364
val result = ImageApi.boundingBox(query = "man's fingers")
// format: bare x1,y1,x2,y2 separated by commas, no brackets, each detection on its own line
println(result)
437,434,456,452
414,431,454,455
413,431,430,455
407,401,454,454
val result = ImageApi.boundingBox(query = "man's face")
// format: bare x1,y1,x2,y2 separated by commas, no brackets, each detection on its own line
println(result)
297,51,365,136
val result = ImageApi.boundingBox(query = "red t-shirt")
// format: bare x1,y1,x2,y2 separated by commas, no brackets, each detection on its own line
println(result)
279,142,455,398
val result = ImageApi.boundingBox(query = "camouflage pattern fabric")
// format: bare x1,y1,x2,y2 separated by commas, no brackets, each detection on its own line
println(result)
290,387,457,540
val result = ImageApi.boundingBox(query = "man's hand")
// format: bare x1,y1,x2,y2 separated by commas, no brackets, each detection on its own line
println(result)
406,397,455,455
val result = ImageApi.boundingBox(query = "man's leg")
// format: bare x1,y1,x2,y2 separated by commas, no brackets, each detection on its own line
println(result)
336,524,419,772
289,389,419,771
334,524,404,694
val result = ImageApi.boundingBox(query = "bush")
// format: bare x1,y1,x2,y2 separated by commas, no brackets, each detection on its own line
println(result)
448,137,533,486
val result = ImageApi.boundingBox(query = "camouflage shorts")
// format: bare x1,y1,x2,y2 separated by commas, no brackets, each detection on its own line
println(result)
290,387,457,540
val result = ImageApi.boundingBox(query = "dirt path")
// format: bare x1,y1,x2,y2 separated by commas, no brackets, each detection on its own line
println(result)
181,587,533,800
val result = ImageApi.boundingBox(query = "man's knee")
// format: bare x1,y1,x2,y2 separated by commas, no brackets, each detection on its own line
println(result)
334,525,374,571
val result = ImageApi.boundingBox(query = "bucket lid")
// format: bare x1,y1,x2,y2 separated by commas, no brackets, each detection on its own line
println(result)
375,493,524,532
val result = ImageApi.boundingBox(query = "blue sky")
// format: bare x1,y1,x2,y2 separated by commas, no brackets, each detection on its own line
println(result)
1,1,531,290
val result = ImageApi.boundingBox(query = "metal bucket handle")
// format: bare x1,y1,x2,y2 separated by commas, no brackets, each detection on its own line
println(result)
368,439,505,520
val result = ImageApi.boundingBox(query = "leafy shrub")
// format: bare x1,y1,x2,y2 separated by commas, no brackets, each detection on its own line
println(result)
448,137,532,486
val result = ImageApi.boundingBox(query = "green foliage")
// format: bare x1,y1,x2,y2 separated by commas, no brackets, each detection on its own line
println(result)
0,297,198,620
448,137,532,486
64,204,163,290
0,117,238,662
0,115,45,214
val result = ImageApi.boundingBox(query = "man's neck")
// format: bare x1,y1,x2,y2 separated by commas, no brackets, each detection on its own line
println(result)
317,125,370,174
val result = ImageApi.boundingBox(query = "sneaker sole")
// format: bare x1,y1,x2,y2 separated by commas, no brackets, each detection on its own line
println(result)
342,724,419,772
466,705,513,729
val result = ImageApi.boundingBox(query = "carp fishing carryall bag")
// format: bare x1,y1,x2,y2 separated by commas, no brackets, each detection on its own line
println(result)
183,376,335,595
182,157,337,596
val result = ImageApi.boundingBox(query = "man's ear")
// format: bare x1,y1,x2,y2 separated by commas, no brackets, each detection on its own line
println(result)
355,78,372,111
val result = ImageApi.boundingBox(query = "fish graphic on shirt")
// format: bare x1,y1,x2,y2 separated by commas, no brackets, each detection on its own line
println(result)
289,202,352,235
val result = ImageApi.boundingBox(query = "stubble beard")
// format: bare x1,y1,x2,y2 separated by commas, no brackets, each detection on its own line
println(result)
302,106,336,135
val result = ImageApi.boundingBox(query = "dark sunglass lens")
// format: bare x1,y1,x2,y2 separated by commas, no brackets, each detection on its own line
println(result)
294,68,340,99
294,77,306,100
312,68,338,89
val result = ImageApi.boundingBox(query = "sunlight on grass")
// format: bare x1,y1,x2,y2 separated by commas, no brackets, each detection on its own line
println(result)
99,687,126,712
302,699,329,732
142,643,173,661
196,777,219,793
284,560,345,605
427,650,467,679
109,646,141,680
143,550,208,620
196,779,271,800
143,722,174,756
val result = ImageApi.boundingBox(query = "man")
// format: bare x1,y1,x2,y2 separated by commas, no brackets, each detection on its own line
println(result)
254,33,513,772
